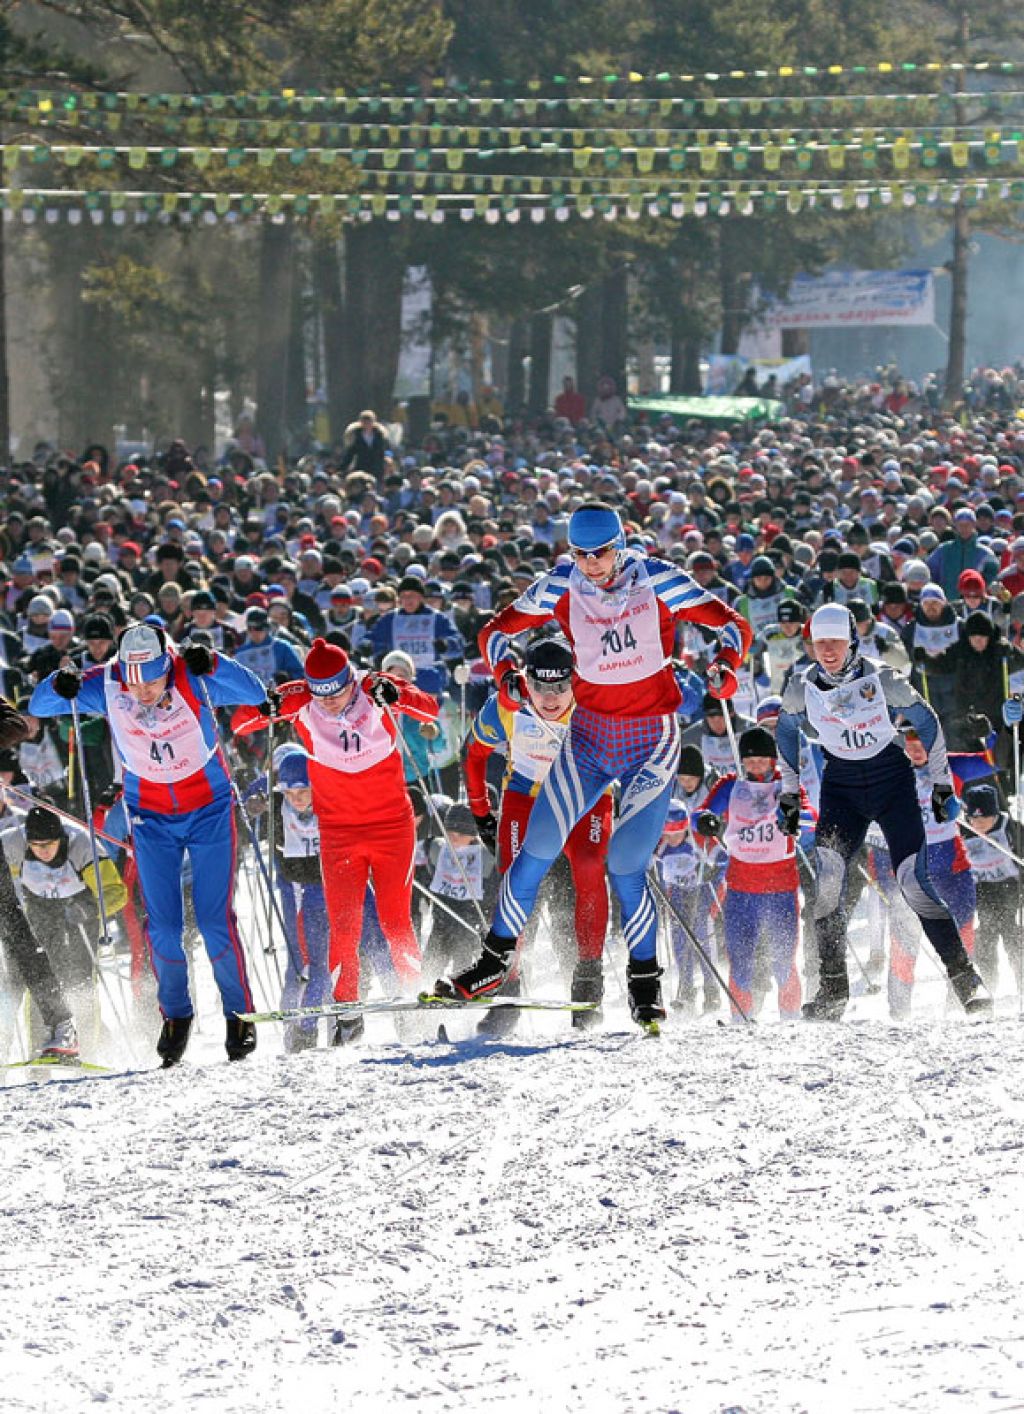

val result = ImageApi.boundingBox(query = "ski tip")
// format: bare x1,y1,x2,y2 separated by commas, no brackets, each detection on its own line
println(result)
638,1020,662,1038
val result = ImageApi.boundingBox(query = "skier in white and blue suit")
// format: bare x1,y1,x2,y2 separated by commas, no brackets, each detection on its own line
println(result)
776,603,990,1020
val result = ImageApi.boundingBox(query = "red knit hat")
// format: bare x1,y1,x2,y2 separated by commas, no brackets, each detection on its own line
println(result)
304,637,353,697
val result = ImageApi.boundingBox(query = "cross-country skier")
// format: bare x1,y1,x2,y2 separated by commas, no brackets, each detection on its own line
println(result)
464,635,612,1020
29,624,269,1067
435,501,753,1028
234,638,438,1044
694,726,814,1021
961,781,1020,995
776,603,989,1019
0,702,80,1059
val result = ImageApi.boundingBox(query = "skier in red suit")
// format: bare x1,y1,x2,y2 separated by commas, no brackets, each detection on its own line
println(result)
234,638,438,1040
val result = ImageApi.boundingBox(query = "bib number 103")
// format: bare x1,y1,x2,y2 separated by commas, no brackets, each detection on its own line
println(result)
839,726,876,751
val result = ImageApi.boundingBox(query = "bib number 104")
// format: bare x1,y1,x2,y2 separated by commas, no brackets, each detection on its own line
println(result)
839,726,876,751
601,624,637,656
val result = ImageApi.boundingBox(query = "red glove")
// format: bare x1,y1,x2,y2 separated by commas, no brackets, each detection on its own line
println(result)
706,660,738,701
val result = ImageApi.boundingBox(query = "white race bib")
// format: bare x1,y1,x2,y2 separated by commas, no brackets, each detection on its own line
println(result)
301,682,395,774
22,856,82,900
237,641,278,686
658,845,699,887
805,672,897,761
965,826,1017,883
281,799,320,858
569,564,666,686
105,670,213,783
509,708,566,785
430,842,483,900
723,779,790,866
392,613,437,670
913,620,958,657
20,735,64,789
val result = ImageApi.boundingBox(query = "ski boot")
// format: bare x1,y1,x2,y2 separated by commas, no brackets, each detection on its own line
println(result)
225,1018,257,1061
801,968,850,1022
571,958,604,1030
157,1015,193,1069
331,1015,365,1047
476,976,522,1039
949,965,993,1015
39,1017,79,1061
432,929,516,1001
627,960,666,1036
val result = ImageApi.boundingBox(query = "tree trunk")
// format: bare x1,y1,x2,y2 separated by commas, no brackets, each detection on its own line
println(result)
573,282,602,403
0,211,9,465
285,238,309,457
340,220,405,419
313,233,347,447
505,317,527,415
719,224,748,355
599,263,629,397
255,222,294,464
669,327,702,395
944,5,970,405
527,311,552,415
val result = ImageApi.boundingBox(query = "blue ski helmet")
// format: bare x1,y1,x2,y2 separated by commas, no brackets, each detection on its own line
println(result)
277,748,311,790
567,502,626,554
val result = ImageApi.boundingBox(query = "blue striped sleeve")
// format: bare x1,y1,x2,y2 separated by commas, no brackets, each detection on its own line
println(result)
512,563,573,617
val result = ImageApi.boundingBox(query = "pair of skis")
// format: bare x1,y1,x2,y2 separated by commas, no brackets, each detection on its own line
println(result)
239,993,596,1024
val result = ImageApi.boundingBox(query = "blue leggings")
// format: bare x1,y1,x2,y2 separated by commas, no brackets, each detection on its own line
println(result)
278,879,332,1033
494,710,680,964
723,888,801,1018
133,795,253,1019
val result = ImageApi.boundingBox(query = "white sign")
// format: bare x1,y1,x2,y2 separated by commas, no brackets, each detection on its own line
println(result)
758,269,935,329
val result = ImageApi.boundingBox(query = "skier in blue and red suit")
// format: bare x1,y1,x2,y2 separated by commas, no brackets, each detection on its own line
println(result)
435,501,753,1029
30,623,269,1068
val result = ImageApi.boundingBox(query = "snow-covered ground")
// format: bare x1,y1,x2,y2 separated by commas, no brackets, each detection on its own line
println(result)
3,931,1024,1414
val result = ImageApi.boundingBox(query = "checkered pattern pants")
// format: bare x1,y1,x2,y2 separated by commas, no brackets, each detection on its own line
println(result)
494,707,681,964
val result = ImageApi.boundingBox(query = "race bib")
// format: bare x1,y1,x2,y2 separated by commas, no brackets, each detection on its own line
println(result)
281,798,320,858
966,828,1018,883
237,641,278,686
723,779,790,866
658,846,699,887
430,842,483,900
20,735,64,789
569,563,666,686
509,708,566,784
913,620,958,657
105,671,213,783
301,681,395,774
392,612,437,670
805,672,897,761
21,856,82,900
701,730,736,773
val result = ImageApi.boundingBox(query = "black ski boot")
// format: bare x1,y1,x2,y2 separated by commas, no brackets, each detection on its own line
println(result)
802,968,850,1021
225,1018,257,1061
434,929,517,1000
476,976,522,1039
571,958,604,1030
157,1015,193,1069
949,965,993,1015
331,1015,365,1047
627,960,666,1032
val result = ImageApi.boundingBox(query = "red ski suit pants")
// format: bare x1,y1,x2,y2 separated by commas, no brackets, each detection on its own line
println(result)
499,788,612,962
320,815,421,1002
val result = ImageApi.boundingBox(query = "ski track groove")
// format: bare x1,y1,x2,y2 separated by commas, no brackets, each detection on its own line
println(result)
1,1012,1024,1411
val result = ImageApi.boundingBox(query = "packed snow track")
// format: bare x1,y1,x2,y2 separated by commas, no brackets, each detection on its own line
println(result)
2,1014,1024,1413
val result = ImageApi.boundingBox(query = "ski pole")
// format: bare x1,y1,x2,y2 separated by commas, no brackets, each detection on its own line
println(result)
1013,712,1023,1019
266,716,278,958
1,782,133,856
648,870,753,1026
720,698,744,776
196,680,297,983
384,702,490,932
68,701,141,1060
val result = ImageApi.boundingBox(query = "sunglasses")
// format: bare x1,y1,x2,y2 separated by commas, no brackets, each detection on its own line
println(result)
570,543,616,562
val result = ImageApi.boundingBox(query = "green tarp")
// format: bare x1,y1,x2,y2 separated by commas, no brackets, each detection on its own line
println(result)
628,394,786,426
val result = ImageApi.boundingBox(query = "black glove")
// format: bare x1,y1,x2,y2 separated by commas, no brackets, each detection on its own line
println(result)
474,811,499,854
182,643,215,676
931,783,959,824
776,792,801,837
257,686,282,719
52,666,82,701
966,710,993,740
695,810,723,839
367,674,401,707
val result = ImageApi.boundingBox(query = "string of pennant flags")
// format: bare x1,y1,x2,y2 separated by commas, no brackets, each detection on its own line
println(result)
3,179,1019,225
4,134,1023,176
5,88,1024,128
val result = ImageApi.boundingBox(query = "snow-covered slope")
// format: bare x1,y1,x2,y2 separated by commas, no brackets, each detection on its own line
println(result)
3,1005,1024,1414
